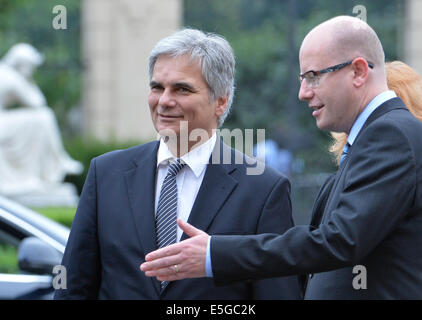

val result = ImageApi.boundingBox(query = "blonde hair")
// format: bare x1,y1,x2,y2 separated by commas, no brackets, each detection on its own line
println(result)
330,61,422,165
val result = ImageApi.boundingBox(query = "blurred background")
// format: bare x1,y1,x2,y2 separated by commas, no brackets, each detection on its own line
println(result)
0,0,419,228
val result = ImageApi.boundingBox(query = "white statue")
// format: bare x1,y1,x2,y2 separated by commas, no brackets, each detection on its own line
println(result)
0,43,83,206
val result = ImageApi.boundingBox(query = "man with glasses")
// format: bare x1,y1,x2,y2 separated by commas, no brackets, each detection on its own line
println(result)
141,16,422,299
299,60,374,89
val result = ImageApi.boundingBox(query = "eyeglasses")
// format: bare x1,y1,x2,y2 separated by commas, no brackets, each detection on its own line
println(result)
299,60,374,88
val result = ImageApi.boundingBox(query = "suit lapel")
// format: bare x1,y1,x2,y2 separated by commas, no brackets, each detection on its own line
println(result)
181,140,238,241
123,141,161,295
310,173,336,228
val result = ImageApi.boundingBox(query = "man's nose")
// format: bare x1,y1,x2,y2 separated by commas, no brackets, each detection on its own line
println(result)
298,80,314,101
158,89,176,108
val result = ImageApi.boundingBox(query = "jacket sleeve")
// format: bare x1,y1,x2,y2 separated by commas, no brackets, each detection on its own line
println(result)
54,159,101,299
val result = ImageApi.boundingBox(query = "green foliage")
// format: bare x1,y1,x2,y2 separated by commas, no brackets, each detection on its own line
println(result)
0,0,81,132
33,207,76,228
184,0,403,173
64,137,142,194
0,244,19,274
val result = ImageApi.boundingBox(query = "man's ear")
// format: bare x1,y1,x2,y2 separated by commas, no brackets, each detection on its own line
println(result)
215,96,228,117
352,58,371,88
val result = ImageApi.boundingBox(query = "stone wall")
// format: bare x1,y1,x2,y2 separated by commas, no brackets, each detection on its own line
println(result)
82,0,182,142
403,0,422,75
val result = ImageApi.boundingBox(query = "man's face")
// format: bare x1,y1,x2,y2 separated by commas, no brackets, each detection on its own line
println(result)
298,35,355,133
148,54,226,139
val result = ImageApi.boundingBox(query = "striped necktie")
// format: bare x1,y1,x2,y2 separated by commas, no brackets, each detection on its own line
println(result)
155,159,185,290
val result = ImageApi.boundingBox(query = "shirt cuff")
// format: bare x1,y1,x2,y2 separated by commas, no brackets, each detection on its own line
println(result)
205,236,213,277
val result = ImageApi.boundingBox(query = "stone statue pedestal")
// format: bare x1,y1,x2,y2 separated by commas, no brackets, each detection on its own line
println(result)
7,183,79,207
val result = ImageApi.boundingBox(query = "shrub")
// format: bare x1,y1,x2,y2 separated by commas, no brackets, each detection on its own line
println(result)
64,137,143,194
33,207,77,228
0,244,19,274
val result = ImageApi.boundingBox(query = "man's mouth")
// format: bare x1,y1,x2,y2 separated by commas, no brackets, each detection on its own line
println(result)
158,114,183,119
310,105,325,117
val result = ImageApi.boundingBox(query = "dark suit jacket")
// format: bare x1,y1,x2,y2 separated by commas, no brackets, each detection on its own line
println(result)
211,97,422,299
54,139,302,299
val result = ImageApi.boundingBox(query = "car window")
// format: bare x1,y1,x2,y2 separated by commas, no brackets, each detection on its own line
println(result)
0,228,20,274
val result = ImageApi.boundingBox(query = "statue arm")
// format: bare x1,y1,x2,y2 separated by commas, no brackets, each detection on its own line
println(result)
7,75,47,109
17,84,47,109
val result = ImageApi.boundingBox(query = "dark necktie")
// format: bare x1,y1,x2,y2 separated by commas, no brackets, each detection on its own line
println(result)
155,159,185,290
340,142,351,165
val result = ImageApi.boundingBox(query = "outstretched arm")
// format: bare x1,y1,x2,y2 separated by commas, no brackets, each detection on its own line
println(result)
142,120,417,286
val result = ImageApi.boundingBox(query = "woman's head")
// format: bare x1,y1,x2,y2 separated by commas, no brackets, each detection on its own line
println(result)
386,61,422,122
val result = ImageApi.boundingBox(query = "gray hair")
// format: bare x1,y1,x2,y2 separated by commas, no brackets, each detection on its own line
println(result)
148,28,235,127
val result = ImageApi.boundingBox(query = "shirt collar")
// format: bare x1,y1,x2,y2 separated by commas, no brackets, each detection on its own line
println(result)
347,90,397,146
156,133,217,178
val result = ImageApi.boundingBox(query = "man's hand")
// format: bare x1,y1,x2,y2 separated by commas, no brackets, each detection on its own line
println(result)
140,219,209,281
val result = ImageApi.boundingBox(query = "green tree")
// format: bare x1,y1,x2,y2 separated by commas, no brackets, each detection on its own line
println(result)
0,0,81,135
184,0,403,173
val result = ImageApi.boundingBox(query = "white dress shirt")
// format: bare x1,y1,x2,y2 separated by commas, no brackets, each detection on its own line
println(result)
155,134,217,241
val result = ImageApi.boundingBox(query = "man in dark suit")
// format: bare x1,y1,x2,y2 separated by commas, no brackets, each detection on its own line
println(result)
141,16,422,299
54,28,302,299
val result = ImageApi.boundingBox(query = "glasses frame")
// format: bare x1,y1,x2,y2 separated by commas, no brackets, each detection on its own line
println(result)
299,59,374,88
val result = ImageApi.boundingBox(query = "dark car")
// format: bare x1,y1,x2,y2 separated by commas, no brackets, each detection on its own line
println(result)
0,195,69,299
